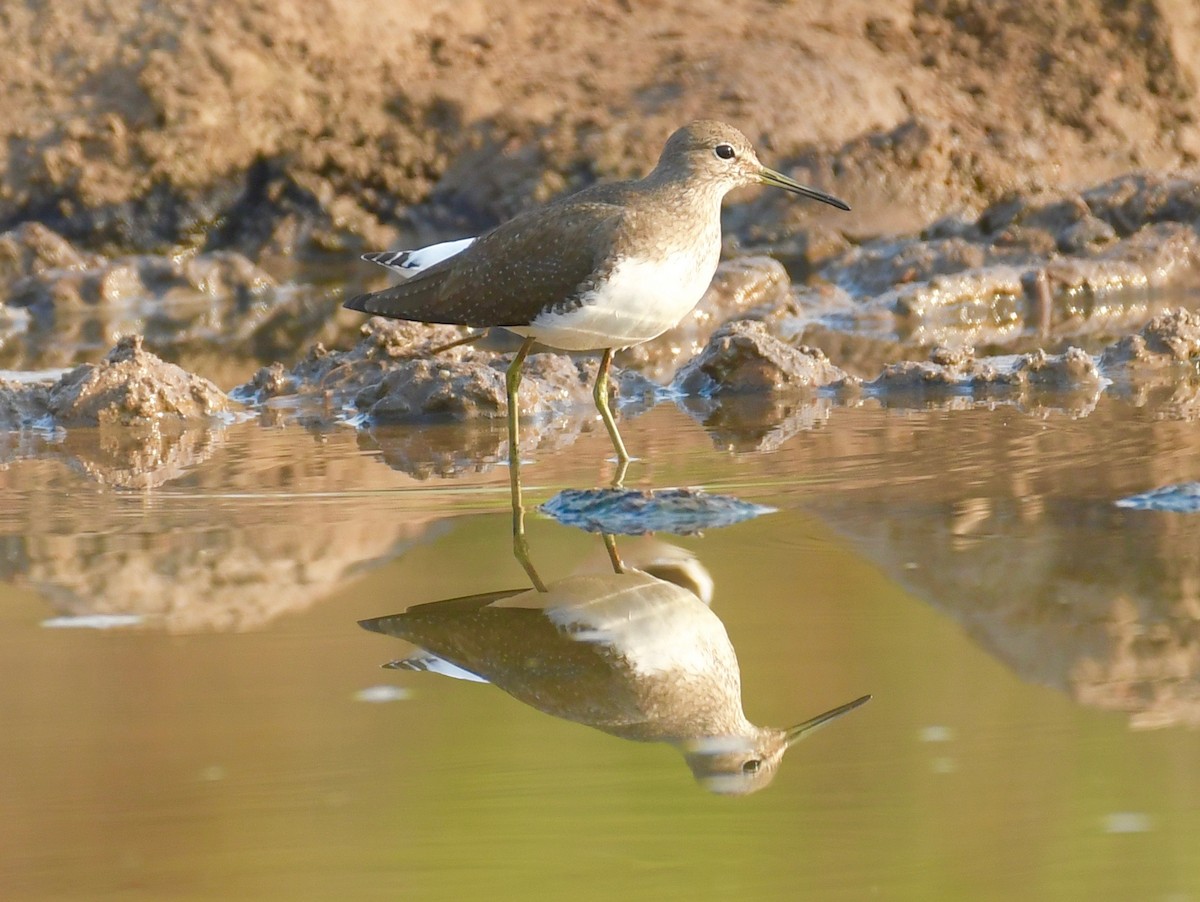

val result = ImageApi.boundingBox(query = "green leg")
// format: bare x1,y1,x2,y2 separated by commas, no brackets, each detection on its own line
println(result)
593,350,631,479
602,533,625,575
506,337,535,457
506,339,545,592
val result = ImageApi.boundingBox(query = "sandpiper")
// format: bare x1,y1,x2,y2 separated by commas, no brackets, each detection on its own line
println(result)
346,120,848,465
360,568,870,795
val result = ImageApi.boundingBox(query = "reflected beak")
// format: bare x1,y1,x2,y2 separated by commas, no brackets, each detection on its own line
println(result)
785,694,871,747
759,166,851,211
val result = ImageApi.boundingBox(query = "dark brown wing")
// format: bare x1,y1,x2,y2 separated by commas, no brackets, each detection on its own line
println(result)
344,202,626,327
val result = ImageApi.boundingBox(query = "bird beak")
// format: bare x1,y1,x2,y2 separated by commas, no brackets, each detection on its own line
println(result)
759,166,851,211
785,694,871,747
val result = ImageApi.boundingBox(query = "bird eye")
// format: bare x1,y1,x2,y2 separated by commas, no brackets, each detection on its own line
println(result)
715,143,736,160
742,759,761,774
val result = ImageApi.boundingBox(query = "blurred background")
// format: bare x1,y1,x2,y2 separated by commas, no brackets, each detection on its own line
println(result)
3,2,1200,899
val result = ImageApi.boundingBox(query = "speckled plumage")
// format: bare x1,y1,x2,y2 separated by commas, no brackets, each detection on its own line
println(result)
346,120,847,467
345,120,846,350
359,569,870,795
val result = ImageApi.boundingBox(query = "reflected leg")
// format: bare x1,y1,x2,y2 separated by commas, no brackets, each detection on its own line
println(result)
507,338,545,592
602,533,625,574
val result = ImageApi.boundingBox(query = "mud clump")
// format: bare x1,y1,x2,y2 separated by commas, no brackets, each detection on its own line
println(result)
0,378,52,430
0,222,104,292
673,320,851,396
541,487,773,536
37,335,233,426
237,318,597,425
793,173,1200,364
869,345,1103,397
829,237,990,299
1016,347,1104,389
868,346,991,393
235,320,470,406
0,223,329,383
355,351,590,424
1101,308,1200,371
1081,174,1200,237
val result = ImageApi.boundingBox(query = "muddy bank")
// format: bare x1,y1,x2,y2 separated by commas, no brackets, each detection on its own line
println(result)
4,309,1196,481
0,223,276,311
0,222,362,382
1,335,233,429
1,165,1198,481
2,1,1199,259
236,319,603,425
673,310,1200,451
771,173,1200,365
7,168,1200,395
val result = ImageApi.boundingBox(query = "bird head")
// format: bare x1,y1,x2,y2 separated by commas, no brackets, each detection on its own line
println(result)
656,120,850,211
681,694,871,795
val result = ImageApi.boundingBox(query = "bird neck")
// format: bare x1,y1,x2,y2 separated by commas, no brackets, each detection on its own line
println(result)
637,168,726,223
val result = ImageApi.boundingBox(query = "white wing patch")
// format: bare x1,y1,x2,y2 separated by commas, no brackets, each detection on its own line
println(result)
388,651,489,683
362,237,477,279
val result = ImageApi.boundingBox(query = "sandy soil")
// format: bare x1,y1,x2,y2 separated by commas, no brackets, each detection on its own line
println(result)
2,0,1198,256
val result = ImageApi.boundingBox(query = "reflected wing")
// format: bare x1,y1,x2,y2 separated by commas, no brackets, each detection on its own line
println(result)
358,588,529,637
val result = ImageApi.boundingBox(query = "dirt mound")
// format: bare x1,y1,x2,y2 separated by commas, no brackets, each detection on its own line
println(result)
1,335,234,428
2,0,1197,257
673,320,851,395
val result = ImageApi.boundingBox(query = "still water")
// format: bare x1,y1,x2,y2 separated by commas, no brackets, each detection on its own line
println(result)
2,399,1199,900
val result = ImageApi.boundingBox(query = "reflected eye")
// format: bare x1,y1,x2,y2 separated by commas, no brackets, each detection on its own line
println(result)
742,759,761,774
714,143,736,160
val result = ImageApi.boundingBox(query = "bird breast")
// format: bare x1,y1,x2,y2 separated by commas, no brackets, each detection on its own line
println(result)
520,244,720,351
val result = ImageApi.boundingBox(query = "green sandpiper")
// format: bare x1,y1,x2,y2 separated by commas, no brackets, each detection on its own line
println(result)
360,567,870,795
346,120,849,465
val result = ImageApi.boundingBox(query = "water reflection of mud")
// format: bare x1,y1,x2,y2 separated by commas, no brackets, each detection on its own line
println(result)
361,532,868,795
796,402,1200,728
679,395,834,453
0,428,448,631
1,425,227,489
361,416,594,480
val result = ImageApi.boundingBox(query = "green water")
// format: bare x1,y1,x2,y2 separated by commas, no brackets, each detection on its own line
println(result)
2,399,1199,900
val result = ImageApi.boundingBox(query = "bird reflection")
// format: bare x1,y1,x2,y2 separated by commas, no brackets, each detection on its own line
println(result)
360,533,869,795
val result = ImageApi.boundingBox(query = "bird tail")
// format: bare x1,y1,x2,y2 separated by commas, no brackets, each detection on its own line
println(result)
343,277,464,324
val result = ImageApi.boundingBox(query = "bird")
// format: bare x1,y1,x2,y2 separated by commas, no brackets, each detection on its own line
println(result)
359,567,869,795
345,120,849,466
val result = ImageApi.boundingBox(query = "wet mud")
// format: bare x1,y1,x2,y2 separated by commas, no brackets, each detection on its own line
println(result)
1,334,233,429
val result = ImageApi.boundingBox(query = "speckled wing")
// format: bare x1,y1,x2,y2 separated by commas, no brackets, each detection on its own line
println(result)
344,202,626,327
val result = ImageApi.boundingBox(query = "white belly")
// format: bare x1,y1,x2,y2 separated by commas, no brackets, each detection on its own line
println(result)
512,250,717,351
